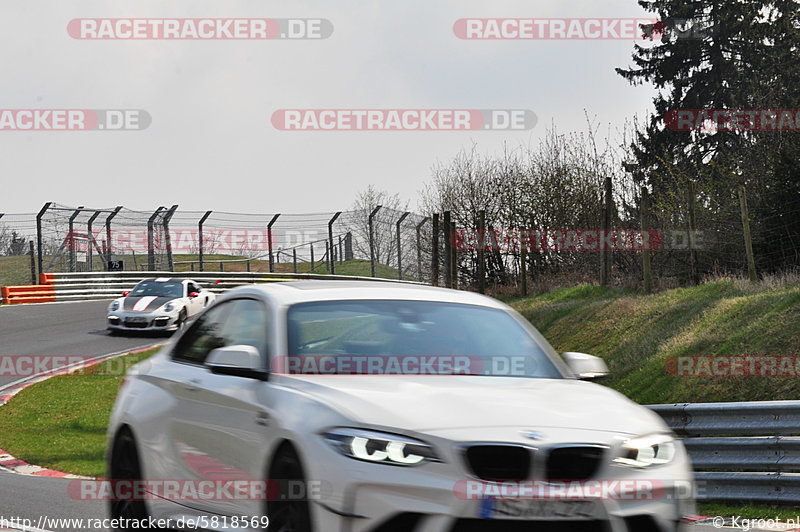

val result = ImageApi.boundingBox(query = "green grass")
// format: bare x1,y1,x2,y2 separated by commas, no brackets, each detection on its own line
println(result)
510,279,800,404
698,502,800,521
0,349,157,477
0,255,35,287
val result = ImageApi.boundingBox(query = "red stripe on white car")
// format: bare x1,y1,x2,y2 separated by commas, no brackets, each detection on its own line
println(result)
133,296,158,311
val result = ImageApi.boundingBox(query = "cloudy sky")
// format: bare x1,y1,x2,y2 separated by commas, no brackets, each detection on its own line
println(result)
3,0,656,215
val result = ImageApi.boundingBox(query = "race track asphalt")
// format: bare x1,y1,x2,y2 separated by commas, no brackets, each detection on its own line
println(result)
0,300,161,531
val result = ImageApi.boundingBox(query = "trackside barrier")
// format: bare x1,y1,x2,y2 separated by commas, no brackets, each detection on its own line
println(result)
1,284,56,304
2,271,423,303
647,401,800,503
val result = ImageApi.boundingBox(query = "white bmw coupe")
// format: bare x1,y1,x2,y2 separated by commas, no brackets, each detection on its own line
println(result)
107,281,694,531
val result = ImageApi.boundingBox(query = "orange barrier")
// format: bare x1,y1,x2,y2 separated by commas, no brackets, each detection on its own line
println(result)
1,284,56,304
39,273,55,285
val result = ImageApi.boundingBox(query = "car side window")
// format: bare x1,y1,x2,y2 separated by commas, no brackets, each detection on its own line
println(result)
188,282,200,294
171,302,233,364
220,298,270,366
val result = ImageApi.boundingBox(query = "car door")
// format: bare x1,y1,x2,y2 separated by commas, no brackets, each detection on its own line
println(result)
184,281,204,316
167,297,275,518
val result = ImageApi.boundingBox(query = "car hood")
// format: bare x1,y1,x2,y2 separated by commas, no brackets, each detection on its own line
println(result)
121,295,177,312
278,375,665,436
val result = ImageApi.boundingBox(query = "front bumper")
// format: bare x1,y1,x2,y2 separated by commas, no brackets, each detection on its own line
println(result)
302,435,695,532
107,311,180,332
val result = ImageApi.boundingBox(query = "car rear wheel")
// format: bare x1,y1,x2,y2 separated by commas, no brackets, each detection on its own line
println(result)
268,445,313,532
109,428,151,529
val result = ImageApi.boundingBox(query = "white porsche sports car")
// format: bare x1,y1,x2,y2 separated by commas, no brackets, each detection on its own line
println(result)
107,281,694,531
106,278,215,334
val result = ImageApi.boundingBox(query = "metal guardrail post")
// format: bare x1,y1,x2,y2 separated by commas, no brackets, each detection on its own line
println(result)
443,211,452,288
68,206,84,273
328,212,341,274
147,206,165,271
36,202,52,275
431,213,439,286
163,205,178,272
86,211,102,272
477,210,486,294
198,210,212,272
29,240,35,284
268,214,280,273
368,206,382,278
396,212,410,280
105,206,122,269
416,217,429,283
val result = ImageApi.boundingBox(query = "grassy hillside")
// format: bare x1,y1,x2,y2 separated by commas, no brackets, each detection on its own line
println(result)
0,256,33,287
510,278,800,404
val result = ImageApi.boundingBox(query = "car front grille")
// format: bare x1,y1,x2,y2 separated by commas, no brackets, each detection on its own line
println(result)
123,320,151,329
463,445,532,481
545,445,606,480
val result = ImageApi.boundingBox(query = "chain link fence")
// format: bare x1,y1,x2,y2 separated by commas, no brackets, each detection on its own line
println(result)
0,203,431,283
2,189,797,292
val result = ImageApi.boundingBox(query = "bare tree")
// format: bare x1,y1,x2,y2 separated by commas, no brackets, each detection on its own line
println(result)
346,185,409,266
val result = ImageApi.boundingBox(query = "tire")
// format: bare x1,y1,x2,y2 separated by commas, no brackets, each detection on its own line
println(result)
109,428,150,530
176,309,187,330
267,445,313,532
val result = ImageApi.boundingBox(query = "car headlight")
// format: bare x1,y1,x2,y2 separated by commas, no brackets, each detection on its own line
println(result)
109,301,120,311
613,433,676,468
322,428,440,466
164,302,175,312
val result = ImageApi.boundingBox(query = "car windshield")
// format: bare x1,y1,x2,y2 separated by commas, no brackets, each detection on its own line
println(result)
284,300,561,378
130,280,183,298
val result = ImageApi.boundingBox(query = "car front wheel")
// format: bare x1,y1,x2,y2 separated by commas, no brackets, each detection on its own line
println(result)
109,428,151,529
267,445,313,532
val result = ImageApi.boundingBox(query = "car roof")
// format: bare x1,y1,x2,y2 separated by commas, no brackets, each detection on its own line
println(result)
225,280,508,309
138,278,187,283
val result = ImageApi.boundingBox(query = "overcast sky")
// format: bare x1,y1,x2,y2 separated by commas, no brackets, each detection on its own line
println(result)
2,0,656,215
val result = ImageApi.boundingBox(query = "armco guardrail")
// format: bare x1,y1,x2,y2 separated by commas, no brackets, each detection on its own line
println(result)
648,401,800,504
0,284,56,304
0,271,422,304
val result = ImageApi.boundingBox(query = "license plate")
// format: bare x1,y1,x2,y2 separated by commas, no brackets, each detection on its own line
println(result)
481,498,603,520
125,317,147,323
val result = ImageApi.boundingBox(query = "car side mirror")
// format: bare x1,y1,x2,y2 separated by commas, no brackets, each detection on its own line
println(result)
563,352,609,381
189,291,199,298
122,290,130,296
206,345,269,381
